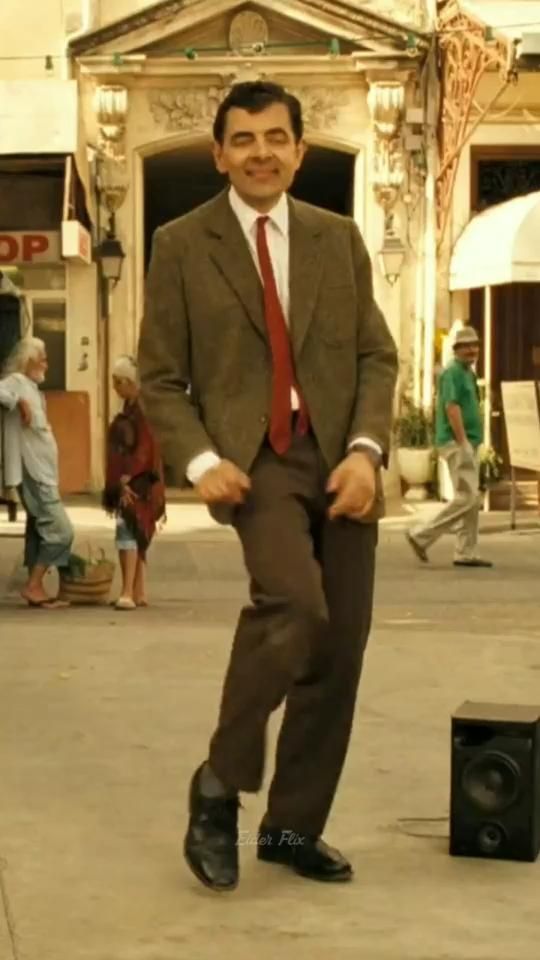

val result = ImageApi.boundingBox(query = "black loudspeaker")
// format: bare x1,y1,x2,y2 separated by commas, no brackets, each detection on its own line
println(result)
450,702,540,862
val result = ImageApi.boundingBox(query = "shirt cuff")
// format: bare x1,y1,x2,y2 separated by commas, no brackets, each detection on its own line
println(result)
186,450,221,486
348,436,383,456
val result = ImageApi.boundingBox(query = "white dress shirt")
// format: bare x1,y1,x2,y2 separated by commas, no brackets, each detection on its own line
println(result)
0,373,59,487
186,187,381,485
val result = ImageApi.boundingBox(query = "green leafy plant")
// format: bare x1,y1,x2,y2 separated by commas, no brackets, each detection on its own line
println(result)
478,445,503,491
393,398,434,449
64,547,115,581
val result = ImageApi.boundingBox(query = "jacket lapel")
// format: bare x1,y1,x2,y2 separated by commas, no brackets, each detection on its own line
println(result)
288,198,324,357
204,191,266,340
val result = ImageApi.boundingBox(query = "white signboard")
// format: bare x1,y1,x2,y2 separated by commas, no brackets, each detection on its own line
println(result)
0,80,78,155
501,381,540,473
61,220,92,265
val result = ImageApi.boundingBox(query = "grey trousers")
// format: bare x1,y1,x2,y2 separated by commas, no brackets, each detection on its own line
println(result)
19,469,74,571
411,443,481,560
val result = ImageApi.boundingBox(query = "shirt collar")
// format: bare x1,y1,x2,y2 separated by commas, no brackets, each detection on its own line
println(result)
229,186,289,237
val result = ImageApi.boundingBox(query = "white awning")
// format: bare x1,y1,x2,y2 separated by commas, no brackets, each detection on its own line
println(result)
0,79,95,226
461,2,540,40
449,191,540,291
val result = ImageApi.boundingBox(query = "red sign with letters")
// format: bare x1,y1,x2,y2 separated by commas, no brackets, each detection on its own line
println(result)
0,231,61,264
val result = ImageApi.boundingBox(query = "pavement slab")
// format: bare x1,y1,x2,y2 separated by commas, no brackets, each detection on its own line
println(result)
1,507,540,959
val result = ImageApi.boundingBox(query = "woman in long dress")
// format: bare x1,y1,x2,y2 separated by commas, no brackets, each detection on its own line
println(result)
103,356,166,610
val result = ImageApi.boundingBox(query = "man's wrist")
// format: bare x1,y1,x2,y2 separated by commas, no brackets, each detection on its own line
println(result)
348,442,383,470
186,450,222,486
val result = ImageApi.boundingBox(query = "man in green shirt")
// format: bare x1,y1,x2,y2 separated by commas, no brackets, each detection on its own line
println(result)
406,326,492,568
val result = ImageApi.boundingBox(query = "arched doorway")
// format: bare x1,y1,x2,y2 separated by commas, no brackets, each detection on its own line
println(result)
143,141,356,270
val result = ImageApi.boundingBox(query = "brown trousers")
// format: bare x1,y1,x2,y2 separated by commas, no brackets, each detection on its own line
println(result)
208,431,378,837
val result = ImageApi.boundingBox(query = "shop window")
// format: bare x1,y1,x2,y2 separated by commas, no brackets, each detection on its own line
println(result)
18,265,66,291
32,299,66,391
0,166,64,229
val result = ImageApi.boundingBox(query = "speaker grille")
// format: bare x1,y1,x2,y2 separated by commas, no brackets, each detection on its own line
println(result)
461,751,521,813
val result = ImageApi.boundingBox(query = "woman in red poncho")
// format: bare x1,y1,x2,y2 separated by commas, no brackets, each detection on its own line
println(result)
103,355,166,610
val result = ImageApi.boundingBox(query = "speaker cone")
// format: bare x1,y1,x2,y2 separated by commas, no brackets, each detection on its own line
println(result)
477,822,507,855
461,751,521,813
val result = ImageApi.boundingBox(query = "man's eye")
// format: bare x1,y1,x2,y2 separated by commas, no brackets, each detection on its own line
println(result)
267,134,288,145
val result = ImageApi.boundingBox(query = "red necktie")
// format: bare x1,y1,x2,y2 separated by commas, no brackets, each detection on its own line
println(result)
256,216,308,455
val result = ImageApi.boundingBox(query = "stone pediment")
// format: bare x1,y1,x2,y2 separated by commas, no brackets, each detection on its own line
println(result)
69,0,430,58
140,8,359,58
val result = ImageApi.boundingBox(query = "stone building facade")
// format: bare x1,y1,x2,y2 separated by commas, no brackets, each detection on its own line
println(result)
2,0,540,493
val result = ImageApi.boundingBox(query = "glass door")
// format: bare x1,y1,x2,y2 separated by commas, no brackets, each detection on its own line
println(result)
26,294,67,391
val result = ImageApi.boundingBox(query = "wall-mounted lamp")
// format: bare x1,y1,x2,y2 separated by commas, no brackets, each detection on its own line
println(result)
95,226,125,287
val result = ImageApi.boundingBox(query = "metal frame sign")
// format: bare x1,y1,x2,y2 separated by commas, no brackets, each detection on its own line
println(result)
501,381,540,473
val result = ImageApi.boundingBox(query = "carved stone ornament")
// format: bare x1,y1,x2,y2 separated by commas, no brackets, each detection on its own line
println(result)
148,87,226,132
94,84,129,161
149,85,349,134
228,10,270,52
367,81,405,213
287,87,349,131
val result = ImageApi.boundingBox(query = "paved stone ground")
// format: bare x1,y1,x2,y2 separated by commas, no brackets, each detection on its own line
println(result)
1,504,540,960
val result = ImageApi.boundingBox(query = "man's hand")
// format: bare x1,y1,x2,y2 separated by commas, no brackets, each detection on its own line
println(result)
196,459,251,506
459,440,475,464
18,399,32,427
327,451,376,521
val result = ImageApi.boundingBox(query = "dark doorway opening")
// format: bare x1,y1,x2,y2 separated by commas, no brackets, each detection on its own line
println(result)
144,142,355,270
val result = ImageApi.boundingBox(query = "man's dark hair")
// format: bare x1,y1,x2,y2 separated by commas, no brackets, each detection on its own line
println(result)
213,81,304,144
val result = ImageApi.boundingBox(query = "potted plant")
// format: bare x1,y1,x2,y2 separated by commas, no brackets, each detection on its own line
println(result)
58,546,116,605
478,445,503,492
393,398,434,501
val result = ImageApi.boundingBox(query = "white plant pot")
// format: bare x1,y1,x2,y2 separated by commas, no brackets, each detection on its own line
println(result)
397,447,433,502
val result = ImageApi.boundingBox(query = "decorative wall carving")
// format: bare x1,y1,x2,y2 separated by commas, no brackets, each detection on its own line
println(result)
95,84,129,160
367,81,406,215
148,85,349,133
287,86,349,131
149,87,226,132
93,85,130,223
228,11,270,52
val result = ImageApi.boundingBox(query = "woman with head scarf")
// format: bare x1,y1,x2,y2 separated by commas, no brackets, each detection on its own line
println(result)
103,355,166,610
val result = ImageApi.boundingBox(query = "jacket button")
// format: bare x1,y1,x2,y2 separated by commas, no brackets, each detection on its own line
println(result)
260,415,268,424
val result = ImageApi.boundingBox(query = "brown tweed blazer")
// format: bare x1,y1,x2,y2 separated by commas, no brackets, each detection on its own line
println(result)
138,189,398,520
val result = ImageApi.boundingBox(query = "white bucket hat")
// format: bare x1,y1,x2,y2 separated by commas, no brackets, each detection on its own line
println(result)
453,326,479,348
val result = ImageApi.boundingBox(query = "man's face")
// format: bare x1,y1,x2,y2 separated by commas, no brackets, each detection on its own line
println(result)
213,102,306,211
26,352,48,384
455,342,480,366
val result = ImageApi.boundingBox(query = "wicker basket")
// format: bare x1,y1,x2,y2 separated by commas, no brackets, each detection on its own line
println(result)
59,547,116,606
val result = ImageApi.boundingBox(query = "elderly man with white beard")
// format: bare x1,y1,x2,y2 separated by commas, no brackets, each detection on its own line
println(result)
0,337,73,608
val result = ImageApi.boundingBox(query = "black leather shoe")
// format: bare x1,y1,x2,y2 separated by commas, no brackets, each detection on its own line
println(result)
257,820,353,882
453,558,493,568
183,765,240,892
